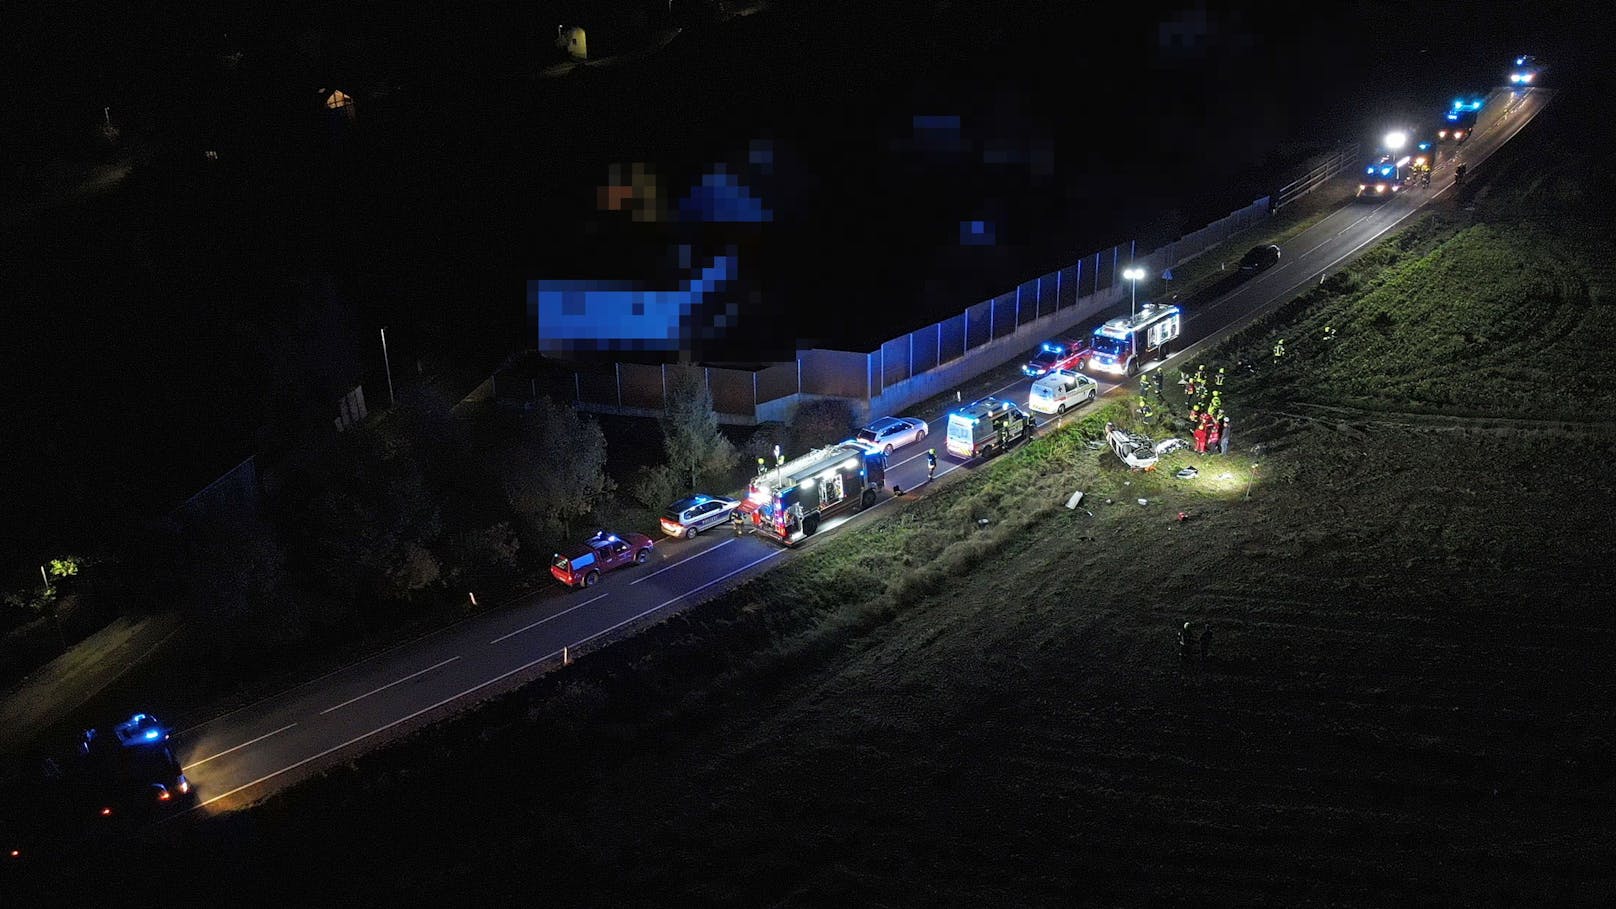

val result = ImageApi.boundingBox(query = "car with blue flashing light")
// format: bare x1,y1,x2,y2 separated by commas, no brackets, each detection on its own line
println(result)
852,416,929,456
1438,97,1484,142
551,530,654,587
1508,55,1544,86
660,494,740,539
74,713,192,816
1023,338,1087,377
946,396,1033,459
1356,153,1411,199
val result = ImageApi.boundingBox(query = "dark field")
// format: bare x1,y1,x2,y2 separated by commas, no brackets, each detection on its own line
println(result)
22,81,1615,906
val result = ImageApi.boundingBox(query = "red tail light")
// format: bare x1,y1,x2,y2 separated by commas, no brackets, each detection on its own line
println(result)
157,788,172,801
100,807,113,817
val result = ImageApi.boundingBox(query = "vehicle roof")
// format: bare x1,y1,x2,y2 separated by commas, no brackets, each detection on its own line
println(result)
669,495,725,510
863,417,907,430
953,396,1022,419
759,444,867,485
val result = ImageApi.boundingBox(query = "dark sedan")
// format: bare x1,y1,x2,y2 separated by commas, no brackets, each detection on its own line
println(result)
1238,244,1281,272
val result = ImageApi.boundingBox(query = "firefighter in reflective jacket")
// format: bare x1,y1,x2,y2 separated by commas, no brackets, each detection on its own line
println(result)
926,449,937,480
1215,367,1226,387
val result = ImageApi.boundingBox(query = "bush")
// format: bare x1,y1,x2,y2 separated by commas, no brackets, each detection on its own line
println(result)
789,399,856,453
628,464,685,511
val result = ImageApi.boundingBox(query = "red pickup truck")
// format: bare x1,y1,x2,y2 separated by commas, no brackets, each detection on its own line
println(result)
550,530,655,588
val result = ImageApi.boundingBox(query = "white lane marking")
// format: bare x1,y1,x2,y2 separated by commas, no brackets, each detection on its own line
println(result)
649,549,785,612
194,652,562,809
631,538,734,585
183,723,298,769
193,552,788,811
488,592,609,644
318,656,462,715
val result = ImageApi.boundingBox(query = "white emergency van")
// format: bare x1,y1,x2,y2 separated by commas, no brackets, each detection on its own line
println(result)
1028,369,1098,415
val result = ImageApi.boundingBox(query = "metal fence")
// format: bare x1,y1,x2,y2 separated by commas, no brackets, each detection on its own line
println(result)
505,170,1349,425
1273,141,1360,211
1143,196,1272,274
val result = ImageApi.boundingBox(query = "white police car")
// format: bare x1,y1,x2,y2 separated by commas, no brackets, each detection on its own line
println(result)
659,495,740,539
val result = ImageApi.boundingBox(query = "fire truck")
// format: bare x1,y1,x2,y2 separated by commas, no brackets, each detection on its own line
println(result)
1083,303,1182,377
742,443,886,544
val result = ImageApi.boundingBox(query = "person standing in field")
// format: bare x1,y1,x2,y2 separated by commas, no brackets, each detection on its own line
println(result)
1219,416,1231,455
1193,419,1209,454
1206,418,1221,454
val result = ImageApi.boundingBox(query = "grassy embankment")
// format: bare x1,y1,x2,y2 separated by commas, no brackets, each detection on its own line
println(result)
29,91,1616,907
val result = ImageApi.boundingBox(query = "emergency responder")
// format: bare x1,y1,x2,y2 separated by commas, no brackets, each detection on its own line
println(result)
1178,621,1195,660
926,448,937,480
1273,338,1286,359
1138,397,1153,422
1140,375,1152,398
1206,417,1221,453
732,510,746,536
1209,390,1223,417
1193,418,1209,454
756,457,766,476
1193,364,1207,391
998,421,1010,451
1323,325,1337,343
1215,367,1226,387
1189,401,1201,423
1219,416,1231,455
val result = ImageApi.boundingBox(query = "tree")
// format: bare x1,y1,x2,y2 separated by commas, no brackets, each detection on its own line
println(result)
274,416,444,603
660,368,737,492
499,398,614,542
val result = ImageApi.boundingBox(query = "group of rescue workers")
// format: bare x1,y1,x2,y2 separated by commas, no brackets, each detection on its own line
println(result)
1138,362,1234,456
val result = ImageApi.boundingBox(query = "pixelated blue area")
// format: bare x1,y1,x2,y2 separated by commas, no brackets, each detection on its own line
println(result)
531,256,737,350
960,220,995,246
677,171,772,223
910,114,964,153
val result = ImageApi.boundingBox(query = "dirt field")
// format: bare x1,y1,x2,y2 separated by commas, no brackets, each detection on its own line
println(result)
25,80,1616,909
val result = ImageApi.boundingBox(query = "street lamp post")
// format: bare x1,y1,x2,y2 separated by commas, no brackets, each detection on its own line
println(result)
1122,267,1146,320
380,327,396,407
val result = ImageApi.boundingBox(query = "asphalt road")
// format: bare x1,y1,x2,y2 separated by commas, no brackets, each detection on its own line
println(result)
170,85,1551,815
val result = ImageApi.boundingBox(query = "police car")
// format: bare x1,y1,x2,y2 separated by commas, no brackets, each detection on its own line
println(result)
659,494,740,539
75,713,192,815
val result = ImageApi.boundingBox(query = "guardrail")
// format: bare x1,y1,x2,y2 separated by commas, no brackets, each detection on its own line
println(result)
1272,141,1360,211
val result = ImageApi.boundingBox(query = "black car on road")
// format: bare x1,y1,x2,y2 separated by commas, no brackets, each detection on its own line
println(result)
1238,244,1281,272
